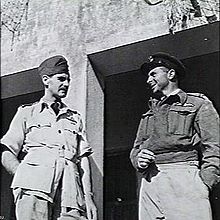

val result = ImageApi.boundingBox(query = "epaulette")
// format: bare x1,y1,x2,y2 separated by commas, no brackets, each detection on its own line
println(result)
67,108,81,115
20,101,39,108
141,113,148,119
187,93,210,101
141,110,153,119
141,113,146,118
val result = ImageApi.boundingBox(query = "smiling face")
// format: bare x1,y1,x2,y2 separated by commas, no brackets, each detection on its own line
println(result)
146,66,170,94
43,73,70,100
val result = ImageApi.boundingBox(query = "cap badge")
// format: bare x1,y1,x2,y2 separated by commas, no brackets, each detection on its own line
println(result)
148,56,154,62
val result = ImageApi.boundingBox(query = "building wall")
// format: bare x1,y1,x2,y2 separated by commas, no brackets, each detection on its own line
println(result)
86,61,104,218
1,0,218,219
1,3,169,217
2,0,217,110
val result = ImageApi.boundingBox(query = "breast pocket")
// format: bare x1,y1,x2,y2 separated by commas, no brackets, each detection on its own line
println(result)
27,121,51,132
61,119,80,137
61,120,79,151
168,107,196,136
144,112,154,136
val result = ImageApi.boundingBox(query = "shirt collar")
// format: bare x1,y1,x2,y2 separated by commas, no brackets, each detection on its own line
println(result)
37,98,70,113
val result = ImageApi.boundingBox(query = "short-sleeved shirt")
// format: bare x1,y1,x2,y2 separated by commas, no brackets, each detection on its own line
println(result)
1,98,93,210
1,99,92,158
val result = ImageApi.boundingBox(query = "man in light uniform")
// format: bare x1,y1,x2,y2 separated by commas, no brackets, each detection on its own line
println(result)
1,55,97,220
130,52,220,220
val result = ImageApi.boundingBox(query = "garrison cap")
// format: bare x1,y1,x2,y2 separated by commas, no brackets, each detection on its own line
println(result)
141,52,186,80
38,55,69,77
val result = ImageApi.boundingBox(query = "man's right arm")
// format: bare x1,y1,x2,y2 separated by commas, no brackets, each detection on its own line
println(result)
130,117,155,171
1,146,20,175
130,118,146,170
1,106,26,175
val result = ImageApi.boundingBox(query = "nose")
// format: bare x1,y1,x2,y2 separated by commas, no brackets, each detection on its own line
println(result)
146,75,152,84
63,79,70,87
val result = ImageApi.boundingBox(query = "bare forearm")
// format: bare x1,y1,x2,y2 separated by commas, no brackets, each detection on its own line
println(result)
1,151,20,175
81,156,93,196
81,156,97,220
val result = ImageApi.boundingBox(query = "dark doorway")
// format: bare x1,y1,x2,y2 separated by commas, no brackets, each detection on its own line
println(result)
104,70,147,220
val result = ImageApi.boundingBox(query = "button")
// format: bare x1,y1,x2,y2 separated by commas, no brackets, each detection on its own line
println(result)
58,130,62,133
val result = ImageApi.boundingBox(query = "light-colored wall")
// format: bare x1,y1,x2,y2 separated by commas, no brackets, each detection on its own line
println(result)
86,61,104,219
2,0,217,110
1,0,218,219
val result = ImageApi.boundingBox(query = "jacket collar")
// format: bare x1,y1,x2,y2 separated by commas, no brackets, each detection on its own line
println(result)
148,89,188,108
175,89,187,105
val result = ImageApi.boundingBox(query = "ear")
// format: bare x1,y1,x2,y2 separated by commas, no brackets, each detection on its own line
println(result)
41,75,50,87
167,69,176,80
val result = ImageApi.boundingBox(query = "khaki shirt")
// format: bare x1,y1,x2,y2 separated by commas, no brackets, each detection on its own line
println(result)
1,99,92,209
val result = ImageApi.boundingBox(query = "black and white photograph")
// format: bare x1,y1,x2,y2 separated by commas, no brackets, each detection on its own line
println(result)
1,1,219,220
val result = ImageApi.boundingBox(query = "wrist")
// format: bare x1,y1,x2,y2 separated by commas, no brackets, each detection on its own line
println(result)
84,192,94,198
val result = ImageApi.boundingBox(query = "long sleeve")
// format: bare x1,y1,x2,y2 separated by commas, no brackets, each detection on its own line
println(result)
195,100,220,189
130,117,148,171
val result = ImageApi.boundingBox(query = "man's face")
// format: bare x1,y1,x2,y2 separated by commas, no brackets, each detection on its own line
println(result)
146,66,169,93
47,73,70,99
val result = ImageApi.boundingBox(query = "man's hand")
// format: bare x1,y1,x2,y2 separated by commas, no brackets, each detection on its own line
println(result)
1,150,20,175
85,195,97,220
137,149,155,169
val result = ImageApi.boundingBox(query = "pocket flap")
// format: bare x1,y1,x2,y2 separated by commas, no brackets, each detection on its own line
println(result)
169,106,196,115
62,120,79,134
23,149,56,167
27,121,51,129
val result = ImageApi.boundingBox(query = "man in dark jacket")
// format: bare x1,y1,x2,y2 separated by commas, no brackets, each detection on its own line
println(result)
130,52,220,220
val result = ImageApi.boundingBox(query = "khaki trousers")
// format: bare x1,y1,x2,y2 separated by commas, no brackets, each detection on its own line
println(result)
14,190,87,220
139,161,212,220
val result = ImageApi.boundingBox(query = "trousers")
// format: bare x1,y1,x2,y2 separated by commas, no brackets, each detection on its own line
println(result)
139,161,212,220
14,189,87,220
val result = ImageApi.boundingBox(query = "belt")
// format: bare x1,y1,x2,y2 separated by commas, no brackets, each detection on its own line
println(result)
58,148,76,161
157,161,199,169
45,145,77,161
25,145,77,162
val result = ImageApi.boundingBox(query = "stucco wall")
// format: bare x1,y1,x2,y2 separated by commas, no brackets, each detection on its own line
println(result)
1,0,218,219
2,0,217,111
86,61,104,219
2,0,169,75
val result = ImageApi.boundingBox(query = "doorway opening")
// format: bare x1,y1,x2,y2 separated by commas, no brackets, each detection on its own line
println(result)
88,22,219,220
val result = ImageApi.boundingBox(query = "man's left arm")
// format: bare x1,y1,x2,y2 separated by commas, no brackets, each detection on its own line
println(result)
81,156,97,220
78,117,97,220
195,99,220,190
